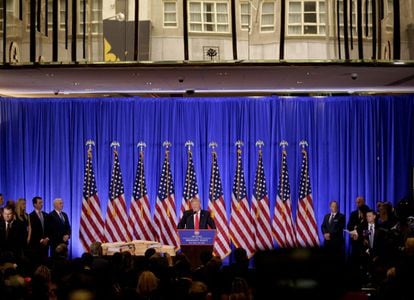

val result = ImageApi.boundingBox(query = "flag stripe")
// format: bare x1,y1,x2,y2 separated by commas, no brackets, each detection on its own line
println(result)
272,149,297,248
208,152,231,259
296,149,319,247
104,152,131,243
80,152,104,252
129,152,157,242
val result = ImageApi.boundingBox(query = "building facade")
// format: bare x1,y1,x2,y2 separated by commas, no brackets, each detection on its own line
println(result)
1,0,413,63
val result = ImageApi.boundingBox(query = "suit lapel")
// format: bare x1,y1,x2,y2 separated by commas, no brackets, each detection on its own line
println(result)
188,212,194,229
200,211,205,228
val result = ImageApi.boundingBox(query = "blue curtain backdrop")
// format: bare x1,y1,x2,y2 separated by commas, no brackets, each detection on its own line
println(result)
0,96,413,258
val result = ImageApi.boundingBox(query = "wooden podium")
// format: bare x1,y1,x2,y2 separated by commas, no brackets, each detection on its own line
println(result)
178,229,216,269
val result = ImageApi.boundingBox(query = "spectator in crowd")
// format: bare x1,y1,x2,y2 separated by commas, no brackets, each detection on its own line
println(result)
136,270,161,300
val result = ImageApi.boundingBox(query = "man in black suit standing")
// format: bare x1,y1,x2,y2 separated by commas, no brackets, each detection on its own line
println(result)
29,196,50,265
178,198,216,230
49,198,71,256
0,205,26,260
321,201,345,259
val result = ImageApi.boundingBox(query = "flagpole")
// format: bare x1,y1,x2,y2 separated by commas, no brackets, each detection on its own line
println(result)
209,141,218,160
86,140,95,159
163,141,172,218
235,140,244,209
184,141,194,206
209,141,218,201
111,141,120,156
299,140,309,197
137,141,146,204
255,140,264,218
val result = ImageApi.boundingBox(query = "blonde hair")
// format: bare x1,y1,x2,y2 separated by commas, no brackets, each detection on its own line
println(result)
15,198,28,221
136,271,159,296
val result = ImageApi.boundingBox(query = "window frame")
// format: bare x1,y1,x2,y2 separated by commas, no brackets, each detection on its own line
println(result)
163,0,178,28
240,2,252,31
260,1,276,33
287,0,326,36
188,0,230,34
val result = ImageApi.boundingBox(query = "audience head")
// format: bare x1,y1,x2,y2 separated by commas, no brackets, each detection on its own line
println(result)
136,271,159,296
81,253,93,269
55,243,69,258
67,289,96,300
404,237,414,255
233,248,248,265
0,193,4,206
89,242,103,257
189,281,209,300
34,265,51,282
144,248,156,260
200,250,213,266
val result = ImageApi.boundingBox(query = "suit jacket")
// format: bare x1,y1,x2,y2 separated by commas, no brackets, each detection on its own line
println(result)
29,210,50,247
48,210,71,247
357,222,384,258
178,210,216,230
347,209,363,231
321,212,345,242
0,219,26,257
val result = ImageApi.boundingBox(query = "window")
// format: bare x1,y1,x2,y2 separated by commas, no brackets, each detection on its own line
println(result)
164,1,178,27
261,2,275,32
79,0,102,36
189,1,229,33
240,2,251,30
6,0,18,17
47,0,54,33
338,0,357,37
386,0,393,33
364,0,373,37
338,0,372,38
287,0,326,36
60,0,67,31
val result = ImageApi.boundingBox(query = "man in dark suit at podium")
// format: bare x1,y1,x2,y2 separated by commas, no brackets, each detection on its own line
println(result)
178,198,216,230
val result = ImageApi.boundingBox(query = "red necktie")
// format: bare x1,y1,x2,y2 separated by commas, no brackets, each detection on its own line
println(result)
195,212,200,230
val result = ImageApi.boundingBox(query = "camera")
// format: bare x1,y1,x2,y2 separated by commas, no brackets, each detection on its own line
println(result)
351,73,358,80
178,77,184,83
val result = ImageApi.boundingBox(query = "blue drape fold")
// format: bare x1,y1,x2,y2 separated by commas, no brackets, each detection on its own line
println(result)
0,96,413,257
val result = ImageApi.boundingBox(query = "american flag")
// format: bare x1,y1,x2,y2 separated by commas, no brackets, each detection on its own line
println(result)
180,150,199,218
208,149,231,259
80,148,105,252
272,149,297,248
128,150,157,242
251,149,274,250
153,148,180,249
296,147,319,247
104,150,131,242
229,146,256,258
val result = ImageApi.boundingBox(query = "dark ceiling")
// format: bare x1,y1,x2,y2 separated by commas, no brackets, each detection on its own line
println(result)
0,61,413,97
